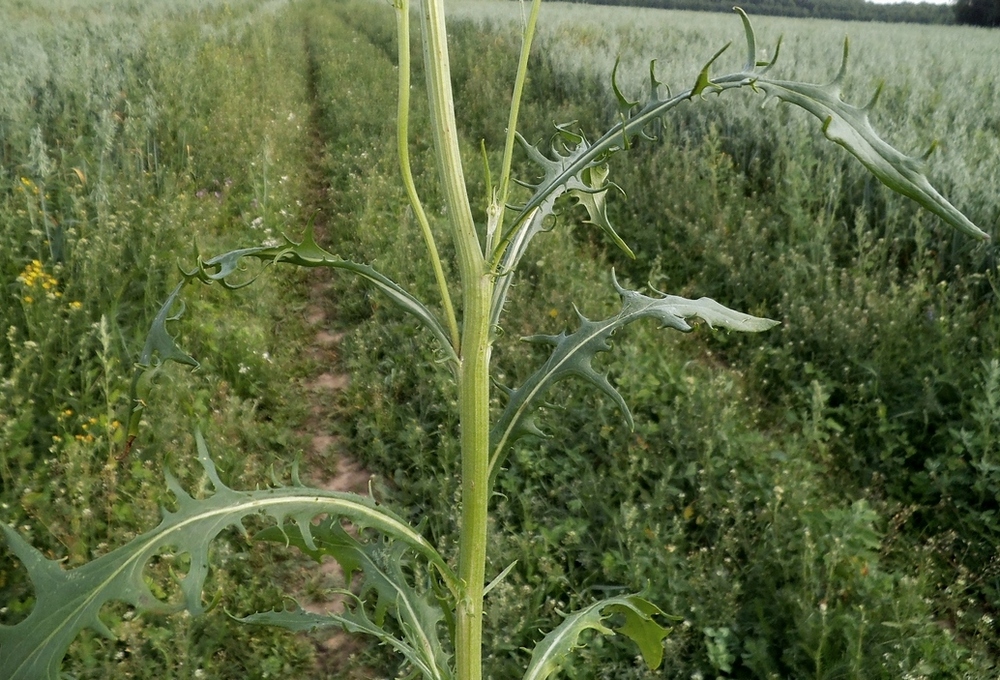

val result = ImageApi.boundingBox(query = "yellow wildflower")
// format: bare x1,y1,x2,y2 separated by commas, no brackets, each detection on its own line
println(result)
17,260,58,295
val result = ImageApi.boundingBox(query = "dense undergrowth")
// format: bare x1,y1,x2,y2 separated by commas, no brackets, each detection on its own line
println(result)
1,1,326,676
1,0,998,677
327,3,1000,678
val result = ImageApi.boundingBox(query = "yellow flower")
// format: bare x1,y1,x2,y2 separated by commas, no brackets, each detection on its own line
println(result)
22,296,34,304
17,260,58,294
69,301,83,310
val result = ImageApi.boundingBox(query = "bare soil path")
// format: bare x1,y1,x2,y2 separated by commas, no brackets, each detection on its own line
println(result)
288,22,377,677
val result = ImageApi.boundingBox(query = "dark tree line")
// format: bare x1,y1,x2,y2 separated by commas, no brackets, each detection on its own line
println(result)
955,0,1000,25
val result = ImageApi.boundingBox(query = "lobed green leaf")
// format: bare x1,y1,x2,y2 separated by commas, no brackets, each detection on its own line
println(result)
492,6,987,312
489,273,777,487
254,520,454,680
521,594,671,680
0,433,454,680
752,44,989,241
189,223,460,366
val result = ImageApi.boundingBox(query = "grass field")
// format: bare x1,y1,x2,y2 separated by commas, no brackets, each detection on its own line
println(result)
1,0,998,677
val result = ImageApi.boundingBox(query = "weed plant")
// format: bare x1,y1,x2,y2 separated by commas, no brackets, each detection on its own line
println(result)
1,1,997,679
332,3,1000,676
442,3,1000,673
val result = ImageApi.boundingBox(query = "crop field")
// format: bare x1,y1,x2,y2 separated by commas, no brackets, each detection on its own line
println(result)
1,0,998,678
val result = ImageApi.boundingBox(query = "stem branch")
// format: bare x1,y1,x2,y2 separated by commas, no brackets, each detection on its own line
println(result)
396,0,461,351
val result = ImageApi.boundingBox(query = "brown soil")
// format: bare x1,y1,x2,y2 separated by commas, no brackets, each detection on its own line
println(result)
296,296,375,676
291,26,380,676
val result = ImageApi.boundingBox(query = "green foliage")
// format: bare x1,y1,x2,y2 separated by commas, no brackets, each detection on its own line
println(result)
1,0,328,676
250,520,455,680
490,273,778,486
0,432,448,680
2,1,997,679
523,595,671,679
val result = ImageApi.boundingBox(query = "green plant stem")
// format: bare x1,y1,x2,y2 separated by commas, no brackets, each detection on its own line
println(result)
493,0,543,240
420,1,492,678
395,0,460,352
419,0,480,268
455,279,491,680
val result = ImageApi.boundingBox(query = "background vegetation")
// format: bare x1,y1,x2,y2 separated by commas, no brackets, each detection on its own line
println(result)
571,0,956,26
2,0,998,677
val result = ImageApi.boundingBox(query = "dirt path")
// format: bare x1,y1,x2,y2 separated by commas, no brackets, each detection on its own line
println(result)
296,296,374,675
290,22,376,676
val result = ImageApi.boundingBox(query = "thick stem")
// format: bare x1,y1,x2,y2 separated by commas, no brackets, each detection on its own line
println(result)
455,278,491,680
419,1,491,678
420,0,480,272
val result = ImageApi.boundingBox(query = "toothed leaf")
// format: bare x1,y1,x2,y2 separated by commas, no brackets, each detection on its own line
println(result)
136,281,198,370
0,434,453,680
489,274,777,485
692,42,731,97
569,164,634,259
754,73,989,240
254,520,453,680
522,595,671,680
125,281,198,441
240,601,444,680
192,224,459,365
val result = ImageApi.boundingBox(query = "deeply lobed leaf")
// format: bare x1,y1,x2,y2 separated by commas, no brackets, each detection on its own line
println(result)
753,59,989,241
253,520,454,679
522,594,671,680
489,273,777,487
0,433,453,680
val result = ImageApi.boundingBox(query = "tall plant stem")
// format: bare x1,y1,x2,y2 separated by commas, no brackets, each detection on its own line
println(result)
419,1,491,678
492,0,542,249
395,0,460,351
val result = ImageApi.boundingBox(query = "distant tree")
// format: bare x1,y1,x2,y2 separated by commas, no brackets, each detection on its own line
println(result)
955,0,1000,25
